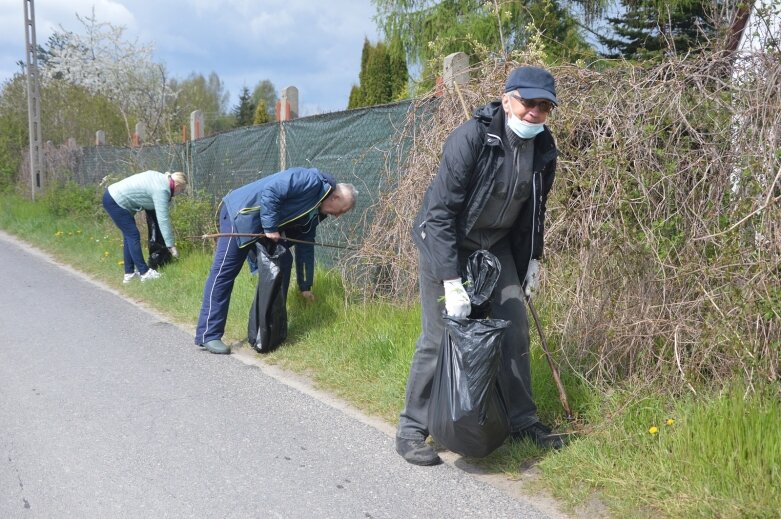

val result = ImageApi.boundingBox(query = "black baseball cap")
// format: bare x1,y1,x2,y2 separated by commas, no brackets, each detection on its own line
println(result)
504,66,558,106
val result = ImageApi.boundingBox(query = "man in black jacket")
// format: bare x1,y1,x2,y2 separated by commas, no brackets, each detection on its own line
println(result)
396,66,563,466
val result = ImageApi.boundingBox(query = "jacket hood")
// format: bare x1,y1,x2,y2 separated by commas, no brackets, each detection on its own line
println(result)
473,101,504,126
473,101,509,143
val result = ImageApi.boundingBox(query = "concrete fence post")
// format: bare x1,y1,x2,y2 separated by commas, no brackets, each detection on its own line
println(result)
95,130,106,146
190,110,204,140
442,52,470,91
276,85,299,171
276,85,299,122
132,122,145,147
281,86,299,120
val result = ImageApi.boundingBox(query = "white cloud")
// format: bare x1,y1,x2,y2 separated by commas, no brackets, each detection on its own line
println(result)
1,0,382,112
248,11,295,46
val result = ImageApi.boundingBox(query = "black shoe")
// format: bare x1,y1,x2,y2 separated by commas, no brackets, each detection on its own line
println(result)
202,339,231,355
510,422,565,450
395,437,442,466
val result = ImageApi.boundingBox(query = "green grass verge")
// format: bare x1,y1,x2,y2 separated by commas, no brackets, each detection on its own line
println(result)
2,192,778,518
540,386,781,518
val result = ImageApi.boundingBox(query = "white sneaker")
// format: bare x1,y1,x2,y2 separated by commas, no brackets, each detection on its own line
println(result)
123,272,139,284
140,268,161,282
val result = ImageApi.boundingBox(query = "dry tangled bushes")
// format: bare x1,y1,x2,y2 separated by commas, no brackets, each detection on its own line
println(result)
346,51,780,390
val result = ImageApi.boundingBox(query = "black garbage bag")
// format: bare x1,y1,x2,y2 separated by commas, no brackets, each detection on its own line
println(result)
145,209,172,270
464,248,502,319
428,250,510,458
247,239,289,353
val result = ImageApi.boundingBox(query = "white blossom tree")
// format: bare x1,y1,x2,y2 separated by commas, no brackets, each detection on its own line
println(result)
41,9,174,144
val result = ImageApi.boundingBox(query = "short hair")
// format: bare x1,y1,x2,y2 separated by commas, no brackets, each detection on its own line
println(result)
170,171,188,188
336,183,358,210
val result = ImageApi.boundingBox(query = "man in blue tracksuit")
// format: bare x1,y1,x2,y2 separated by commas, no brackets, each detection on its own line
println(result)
195,167,357,354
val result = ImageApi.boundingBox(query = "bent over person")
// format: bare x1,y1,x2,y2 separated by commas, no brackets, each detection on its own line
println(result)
195,167,357,355
396,66,563,466
102,170,188,283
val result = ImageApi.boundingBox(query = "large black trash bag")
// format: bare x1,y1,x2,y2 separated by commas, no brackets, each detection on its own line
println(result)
428,250,510,458
145,209,172,270
247,239,289,353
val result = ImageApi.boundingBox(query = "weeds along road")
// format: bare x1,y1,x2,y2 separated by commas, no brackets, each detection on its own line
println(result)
0,233,563,519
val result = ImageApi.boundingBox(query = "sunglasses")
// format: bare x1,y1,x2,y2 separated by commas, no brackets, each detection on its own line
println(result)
510,95,555,113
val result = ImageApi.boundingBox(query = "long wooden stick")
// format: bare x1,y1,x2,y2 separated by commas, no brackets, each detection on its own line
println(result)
526,296,574,421
189,232,357,250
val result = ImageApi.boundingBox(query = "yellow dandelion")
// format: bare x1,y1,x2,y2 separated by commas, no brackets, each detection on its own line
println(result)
649,426,659,435
117,261,124,266
103,251,110,257
666,418,675,426
67,232,73,236
76,230,82,234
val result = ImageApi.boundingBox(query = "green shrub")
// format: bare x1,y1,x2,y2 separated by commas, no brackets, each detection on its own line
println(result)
170,191,218,254
41,181,101,219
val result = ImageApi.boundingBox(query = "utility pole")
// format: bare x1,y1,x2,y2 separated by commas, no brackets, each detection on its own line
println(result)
23,0,43,200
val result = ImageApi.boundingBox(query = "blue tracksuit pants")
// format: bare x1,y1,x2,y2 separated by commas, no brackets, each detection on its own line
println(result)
195,205,251,344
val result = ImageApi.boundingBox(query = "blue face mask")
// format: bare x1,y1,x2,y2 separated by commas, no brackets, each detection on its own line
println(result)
506,111,544,139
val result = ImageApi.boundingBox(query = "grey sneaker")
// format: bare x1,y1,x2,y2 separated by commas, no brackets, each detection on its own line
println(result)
395,437,442,466
203,339,231,355
122,272,139,284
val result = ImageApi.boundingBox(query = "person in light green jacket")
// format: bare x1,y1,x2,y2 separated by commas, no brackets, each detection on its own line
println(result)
102,170,188,283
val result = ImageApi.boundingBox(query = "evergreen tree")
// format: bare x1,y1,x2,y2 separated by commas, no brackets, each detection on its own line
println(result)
364,42,393,104
348,38,408,109
388,33,409,99
598,1,720,60
348,85,363,109
253,100,271,125
232,86,256,127
251,80,277,121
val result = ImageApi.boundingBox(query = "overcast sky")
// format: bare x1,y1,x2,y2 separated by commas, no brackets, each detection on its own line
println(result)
0,0,381,115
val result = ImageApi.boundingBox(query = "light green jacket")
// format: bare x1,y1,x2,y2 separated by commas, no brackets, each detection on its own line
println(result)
107,170,175,246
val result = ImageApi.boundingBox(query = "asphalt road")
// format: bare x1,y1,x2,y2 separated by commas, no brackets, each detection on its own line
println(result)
0,233,563,519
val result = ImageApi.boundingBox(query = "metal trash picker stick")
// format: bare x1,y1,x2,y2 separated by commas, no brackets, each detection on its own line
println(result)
189,232,357,250
526,295,574,421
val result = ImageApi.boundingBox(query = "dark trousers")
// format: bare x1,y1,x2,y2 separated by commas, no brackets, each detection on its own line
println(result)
397,239,538,440
194,205,293,345
102,190,149,275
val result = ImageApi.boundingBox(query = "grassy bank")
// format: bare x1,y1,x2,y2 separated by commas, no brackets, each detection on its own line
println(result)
1,192,778,518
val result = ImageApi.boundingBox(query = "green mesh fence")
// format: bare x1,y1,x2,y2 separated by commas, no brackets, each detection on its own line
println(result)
65,100,414,270
280,101,412,267
76,145,186,185
188,123,280,201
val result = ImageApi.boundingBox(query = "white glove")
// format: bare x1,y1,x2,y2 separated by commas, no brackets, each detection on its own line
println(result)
169,246,179,258
524,259,540,297
443,278,471,318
